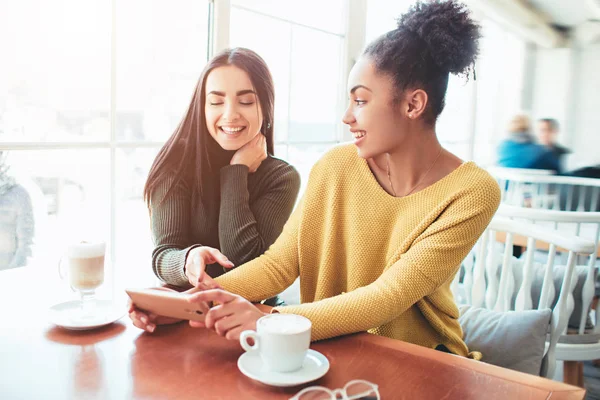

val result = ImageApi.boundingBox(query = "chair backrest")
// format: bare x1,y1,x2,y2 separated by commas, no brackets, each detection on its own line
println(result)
487,166,556,177
489,168,600,211
454,216,595,378
496,205,600,334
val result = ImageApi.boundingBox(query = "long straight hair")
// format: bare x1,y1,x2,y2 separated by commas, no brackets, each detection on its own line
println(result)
143,48,276,206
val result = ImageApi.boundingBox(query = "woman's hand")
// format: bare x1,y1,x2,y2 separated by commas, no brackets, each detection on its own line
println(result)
187,289,267,341
128,284,214,333
230,134,267,173
185,246,234,287
128,287,184,332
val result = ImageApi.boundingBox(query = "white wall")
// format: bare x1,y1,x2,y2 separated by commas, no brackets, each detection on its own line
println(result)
530,47,574,144
571,43,600,170
530,44,600,171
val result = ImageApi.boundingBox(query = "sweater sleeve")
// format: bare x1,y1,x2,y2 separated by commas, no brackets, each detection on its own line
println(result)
150,175,199,287
215,195,303,300
218,163,300,268
275,184,501,341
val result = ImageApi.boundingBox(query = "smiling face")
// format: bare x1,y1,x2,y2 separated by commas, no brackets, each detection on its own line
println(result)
204,65,263,151
342,57,412,159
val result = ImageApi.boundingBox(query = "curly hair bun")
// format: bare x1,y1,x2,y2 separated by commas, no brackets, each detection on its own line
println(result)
397,0,480,75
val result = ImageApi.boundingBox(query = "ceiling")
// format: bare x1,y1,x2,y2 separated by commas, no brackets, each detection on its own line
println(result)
526,0,600,27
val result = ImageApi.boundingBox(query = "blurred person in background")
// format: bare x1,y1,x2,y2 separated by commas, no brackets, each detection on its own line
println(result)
536,117,599,180
497,114,562,172
0,151,35,270
139,48,300,313
537,118,570,172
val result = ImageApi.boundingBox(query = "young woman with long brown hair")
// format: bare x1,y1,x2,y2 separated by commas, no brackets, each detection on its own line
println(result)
141,48,300,308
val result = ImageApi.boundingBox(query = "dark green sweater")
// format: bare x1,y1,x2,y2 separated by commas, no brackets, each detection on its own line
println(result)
150,156,300,288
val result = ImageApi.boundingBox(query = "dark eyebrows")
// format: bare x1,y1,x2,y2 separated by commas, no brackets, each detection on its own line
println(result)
236,89,256,96
207,89,257,97
207,90,225,97
350,85,372,94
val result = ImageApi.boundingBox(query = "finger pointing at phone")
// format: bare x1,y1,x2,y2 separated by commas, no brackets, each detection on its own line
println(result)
184,246,235,287
187,289,266,341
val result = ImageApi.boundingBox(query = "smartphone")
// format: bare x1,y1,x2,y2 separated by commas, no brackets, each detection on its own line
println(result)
126,288,209,322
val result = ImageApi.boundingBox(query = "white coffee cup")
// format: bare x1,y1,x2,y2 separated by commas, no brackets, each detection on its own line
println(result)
240,314,311,373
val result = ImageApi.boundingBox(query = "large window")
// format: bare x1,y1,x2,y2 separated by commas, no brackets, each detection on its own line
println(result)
0,0,210,290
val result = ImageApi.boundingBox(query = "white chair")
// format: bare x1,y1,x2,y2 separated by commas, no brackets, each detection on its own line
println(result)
497,205,600,330
454,217,595,378
487,166,556,176
489,168,600,211
495,205,600,385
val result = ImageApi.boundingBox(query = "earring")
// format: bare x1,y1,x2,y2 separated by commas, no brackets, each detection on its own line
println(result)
267,122,271,129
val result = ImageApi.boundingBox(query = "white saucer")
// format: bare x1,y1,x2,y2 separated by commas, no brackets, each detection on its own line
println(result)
48,300,125,330
237,349,330,387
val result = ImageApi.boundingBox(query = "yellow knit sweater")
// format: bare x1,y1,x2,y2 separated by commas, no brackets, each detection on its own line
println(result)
216,144,500,357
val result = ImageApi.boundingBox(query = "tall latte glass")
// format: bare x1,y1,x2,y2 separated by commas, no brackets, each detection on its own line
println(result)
59,241,106,317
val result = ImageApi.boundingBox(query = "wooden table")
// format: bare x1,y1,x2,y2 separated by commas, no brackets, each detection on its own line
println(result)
0,267,586,399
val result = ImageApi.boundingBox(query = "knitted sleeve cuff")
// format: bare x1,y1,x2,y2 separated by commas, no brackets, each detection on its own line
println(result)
158,244,202,288
220,164,249,205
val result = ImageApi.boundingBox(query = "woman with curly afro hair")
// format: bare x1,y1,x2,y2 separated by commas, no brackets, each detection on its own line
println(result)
130,1,500,359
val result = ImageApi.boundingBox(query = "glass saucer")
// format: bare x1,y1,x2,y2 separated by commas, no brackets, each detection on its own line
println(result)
48,300,125,330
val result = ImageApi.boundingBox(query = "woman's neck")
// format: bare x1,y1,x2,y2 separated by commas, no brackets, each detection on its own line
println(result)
207,136,236,169
370,129,448,197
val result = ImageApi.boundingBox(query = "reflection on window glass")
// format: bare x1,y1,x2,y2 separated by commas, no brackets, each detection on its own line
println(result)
0,150,110,271
0,151,35,270
0,0,111,142
232,0,345,35
116,0,209,142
